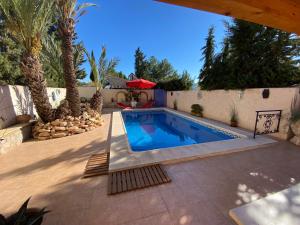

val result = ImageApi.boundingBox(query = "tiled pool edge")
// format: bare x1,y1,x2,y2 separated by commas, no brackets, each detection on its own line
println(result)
109,108,277,172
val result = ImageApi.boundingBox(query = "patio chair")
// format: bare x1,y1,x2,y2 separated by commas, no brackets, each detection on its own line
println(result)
140,100,154,108
116,102,132,109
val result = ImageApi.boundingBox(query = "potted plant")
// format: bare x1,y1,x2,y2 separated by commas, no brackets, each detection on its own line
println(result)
173,100,178,110
131,91,140,102
289,97,300,145
230,107,238,127
191,104,203,117
0,198,49,225
16,114,32,124
13,86,33,123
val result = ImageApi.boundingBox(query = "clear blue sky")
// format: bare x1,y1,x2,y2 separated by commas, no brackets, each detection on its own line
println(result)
76,0,229,82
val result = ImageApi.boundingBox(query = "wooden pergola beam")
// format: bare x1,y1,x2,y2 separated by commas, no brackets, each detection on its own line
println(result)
157,0,300,34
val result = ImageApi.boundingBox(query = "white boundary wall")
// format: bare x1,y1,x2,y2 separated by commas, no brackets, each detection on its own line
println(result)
1,85,154,129
0,85,66,129
2,84,295,139
167,88,300,140
78,87,154,108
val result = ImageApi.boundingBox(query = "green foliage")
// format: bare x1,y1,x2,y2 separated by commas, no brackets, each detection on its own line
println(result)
134,47,148,78
110,71,127,79
55,1,96,26
85,50,99,85
0,7,86,87
173,100,177,110
85,46,119,90
290,97,300,123
156,71,193,91
73,42,87,80
199,19,300,90
0,198,49,225
0,0,54,54
200,38,231,90
180,70,194,90
230,106,238,123
146,57,178,82
198,26,215,86
0,12,24,85
0,1,54,85
41,34,64,87
191,104,203,117
41,34,87,87
134,48,175,82
133,47,193,90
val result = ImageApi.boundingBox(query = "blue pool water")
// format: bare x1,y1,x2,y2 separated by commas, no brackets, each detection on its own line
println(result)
122,110,236,152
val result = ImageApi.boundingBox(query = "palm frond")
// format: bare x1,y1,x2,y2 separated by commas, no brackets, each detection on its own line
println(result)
0,0,54,53
56,0,95,23
84,48,100,88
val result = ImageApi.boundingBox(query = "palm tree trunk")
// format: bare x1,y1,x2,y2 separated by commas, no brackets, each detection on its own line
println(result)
20,53,55,122
90,90,103,113
59,21,81,117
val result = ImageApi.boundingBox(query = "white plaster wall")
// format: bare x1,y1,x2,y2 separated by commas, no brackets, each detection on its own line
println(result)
0,85,66,129
102,89,154,107
167,88,300,140
78,86,97,99
78,87,154,107
0,85,154,129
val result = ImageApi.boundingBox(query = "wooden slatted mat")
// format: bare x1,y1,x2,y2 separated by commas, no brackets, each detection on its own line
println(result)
108,164,171,195
83,153,109,178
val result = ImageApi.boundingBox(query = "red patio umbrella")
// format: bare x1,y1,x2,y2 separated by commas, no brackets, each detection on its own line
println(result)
126,79,156,89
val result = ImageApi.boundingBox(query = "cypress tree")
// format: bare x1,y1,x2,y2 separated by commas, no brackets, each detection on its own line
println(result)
198,26,215,86
199,19,300,90
134,47,147,78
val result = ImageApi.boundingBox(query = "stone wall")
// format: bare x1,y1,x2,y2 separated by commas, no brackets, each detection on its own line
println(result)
167,88,300,140
0,122,33,154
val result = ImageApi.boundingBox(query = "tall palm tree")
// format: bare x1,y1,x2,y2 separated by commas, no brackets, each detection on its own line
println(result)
41,34,65,87
56,0,94,117
85,46,119,112
0,0,55,122
41,36,87,88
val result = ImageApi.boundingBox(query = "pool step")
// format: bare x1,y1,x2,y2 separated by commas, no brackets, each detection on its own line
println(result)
83,152,109,178
107,164,171,195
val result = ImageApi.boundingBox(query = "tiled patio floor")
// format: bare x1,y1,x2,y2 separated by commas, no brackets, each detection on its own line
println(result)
0,109,300,225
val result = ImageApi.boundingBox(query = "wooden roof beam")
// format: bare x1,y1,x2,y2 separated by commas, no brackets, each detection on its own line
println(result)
156,0,300,34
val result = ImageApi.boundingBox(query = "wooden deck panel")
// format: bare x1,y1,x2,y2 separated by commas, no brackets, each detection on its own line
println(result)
108,164,171,195
83,153,109,178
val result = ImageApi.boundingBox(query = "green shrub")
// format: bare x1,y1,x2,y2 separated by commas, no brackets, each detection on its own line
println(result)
191,104,203,117
156,76,193,91
230,107,238,123
173,100,178,110
290,97,300,123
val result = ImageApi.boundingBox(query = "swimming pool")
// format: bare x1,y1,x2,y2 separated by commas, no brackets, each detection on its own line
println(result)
122,110,238,152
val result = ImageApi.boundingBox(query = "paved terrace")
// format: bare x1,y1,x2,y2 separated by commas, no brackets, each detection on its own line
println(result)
0,109,300,225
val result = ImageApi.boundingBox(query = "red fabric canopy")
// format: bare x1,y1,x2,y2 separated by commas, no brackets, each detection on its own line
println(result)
126,79,156,89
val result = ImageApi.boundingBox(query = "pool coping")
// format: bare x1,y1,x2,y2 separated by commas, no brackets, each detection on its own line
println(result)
109,108,277,172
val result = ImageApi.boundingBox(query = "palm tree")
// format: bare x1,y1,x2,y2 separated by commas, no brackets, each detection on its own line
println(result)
41,34,65,87
41,36,87,88
56,0,94,117
85,46,119,112
0,0,55,122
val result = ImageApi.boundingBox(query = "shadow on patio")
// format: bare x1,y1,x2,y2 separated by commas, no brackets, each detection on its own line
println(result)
1,109,300,225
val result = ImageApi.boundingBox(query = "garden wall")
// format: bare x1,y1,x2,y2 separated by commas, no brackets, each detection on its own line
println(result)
0,85,66,129
167,88,300,140
0,85,154,129
78,87,154,108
